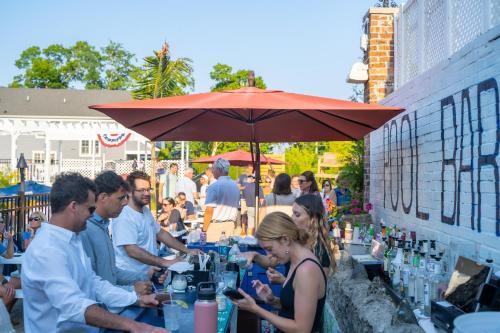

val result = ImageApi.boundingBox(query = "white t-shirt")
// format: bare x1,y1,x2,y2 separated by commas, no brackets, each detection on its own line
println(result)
176,177,197,203
205,176,240,222
112,205,160,275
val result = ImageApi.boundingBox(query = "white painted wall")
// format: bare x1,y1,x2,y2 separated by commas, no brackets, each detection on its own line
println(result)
370,24,500,269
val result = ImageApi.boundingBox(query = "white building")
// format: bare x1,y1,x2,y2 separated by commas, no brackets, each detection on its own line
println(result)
0,87,156,182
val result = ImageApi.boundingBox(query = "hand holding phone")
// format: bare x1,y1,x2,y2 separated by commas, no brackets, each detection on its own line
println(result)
222,287,244,300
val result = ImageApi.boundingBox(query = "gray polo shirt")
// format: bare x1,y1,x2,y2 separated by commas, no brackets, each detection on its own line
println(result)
80,213,147,290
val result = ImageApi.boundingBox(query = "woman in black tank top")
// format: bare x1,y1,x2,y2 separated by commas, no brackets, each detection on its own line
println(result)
232,212,327,333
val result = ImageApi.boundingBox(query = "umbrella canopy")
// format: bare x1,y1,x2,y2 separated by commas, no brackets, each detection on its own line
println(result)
89,87,403,143
0,181,51,196
192,150,285,166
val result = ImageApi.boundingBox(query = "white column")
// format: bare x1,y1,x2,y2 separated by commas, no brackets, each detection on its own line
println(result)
181,141,185,172
58,140,63,173
10,132,18,170
91,139,96,179
186,141,190,167
44,135,51,184
136,139,141,162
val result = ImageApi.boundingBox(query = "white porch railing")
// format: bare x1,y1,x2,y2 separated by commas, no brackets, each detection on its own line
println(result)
0,159,186,183
395,0,500,88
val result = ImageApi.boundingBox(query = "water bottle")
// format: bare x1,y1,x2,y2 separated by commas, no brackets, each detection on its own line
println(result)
216,281,227,311
195,282,218,333
228,243,240,263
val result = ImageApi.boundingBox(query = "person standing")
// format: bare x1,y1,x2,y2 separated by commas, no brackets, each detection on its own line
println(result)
176,167,198,205
320,179,334,210
159,163,178,202
203,158,240,242
21,172,165,333
263,173,295,216
80,171,165,296
290,175,301,198
298,171,320,197
112,171,200,277
241,174,264,236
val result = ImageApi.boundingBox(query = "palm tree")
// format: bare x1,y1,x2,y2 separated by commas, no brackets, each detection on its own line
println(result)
132,42,194,99
132,42,194,212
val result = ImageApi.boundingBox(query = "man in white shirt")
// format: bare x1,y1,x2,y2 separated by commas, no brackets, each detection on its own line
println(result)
113,171,200,276
176,167,198,204
21,172,166,333
203,158,241,242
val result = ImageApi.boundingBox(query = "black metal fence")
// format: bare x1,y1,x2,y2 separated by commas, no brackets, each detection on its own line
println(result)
0,193,50,246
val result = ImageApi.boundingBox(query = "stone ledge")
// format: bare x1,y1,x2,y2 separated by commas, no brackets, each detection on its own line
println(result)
327,252,423,333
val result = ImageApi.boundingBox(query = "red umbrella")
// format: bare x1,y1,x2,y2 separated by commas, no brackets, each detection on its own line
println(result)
89,87,402,143
90,82,404,226
192,150,285,166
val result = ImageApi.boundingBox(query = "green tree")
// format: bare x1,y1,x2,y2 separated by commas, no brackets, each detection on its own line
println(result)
9,41,138,90
285,144,317,176
132,42,194,100
210,63,266,91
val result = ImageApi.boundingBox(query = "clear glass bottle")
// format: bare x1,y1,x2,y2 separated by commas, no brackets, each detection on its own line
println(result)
391,240,404,291
415,251,427,307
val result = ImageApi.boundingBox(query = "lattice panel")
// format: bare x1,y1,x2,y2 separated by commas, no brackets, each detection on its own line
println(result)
395,14,403,88
452,0,482,53
424,0,447,71
491,0,500,28
403,0,420,82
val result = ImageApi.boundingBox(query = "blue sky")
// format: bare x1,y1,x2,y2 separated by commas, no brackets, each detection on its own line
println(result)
0,0,393,99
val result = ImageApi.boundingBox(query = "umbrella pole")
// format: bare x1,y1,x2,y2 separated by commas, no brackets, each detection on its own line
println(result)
255,142,260,230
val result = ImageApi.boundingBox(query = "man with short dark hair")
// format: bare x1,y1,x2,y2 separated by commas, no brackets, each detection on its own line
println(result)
21,172,165,333
176,191,196,220
80,171,165,297
113,171,200,276
159,163,178,202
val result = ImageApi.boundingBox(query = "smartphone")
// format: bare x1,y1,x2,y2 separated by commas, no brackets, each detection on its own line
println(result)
222,287,244,300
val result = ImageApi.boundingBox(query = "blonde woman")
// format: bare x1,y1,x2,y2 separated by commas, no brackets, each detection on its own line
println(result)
243,194,334,283
233,212,327,333
23,211,47,250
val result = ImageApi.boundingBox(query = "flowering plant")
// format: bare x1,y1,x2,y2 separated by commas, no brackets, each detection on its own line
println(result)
326,197,373,230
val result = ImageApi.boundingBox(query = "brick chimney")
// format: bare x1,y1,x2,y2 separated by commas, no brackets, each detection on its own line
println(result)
363,7,398,205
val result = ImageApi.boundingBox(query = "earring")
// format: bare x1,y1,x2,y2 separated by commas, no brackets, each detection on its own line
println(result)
285,249,289,254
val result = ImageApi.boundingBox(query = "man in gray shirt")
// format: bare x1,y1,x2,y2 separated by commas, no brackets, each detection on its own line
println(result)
80,171,165,294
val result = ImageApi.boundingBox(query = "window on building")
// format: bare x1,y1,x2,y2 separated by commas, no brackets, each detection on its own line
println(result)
32,152,57,164
80,140,100,156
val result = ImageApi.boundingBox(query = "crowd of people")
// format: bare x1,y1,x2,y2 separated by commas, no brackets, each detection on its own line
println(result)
0,156,353,332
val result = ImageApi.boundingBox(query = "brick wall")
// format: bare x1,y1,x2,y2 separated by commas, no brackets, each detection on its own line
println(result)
369,24,500,268
363,8,398,204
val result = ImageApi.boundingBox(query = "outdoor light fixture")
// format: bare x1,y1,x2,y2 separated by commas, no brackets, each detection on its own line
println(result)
17,153,28,192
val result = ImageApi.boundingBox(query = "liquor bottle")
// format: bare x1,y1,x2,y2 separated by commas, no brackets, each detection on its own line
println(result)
383,237,392,276
415,252,427,306
391,240,404,291
400,248,411,298
408,250,420,304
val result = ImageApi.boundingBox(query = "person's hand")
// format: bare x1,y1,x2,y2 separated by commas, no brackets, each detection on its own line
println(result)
0,283,15,303
187,248,202,256
130,322,170,333
138,293,159,308
240,251,256,266
147,266,169,285
251,280,275,304
134,281,152,296
231,288,258,313
161,257,181,268
3,231,13,242
266,267,285,285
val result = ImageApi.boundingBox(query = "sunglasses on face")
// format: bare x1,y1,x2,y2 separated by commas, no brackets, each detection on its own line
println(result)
29,217,41,222
298,179,307,184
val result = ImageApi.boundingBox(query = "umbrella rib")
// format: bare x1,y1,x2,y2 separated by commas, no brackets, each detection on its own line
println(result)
150,110,211,141
210,109,248,122
255,109,377,130
295,110,357,140
131,108,190,128
314,109,377,130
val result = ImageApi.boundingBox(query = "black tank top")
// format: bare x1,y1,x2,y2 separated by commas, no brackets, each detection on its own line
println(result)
277,258,327,333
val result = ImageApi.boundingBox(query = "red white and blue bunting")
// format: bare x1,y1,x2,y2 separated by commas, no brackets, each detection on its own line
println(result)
97,133,132,147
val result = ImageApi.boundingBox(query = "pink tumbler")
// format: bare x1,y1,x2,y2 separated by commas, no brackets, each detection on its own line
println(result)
194,282,218,333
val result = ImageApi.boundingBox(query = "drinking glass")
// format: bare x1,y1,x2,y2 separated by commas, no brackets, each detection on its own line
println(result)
163,301,180,331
